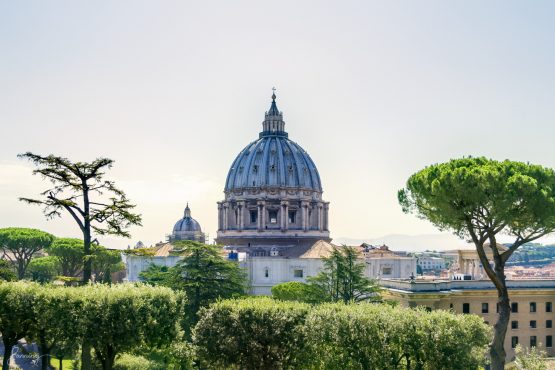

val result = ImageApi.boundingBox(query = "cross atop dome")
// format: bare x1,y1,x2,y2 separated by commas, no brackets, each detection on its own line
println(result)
268,87,280,116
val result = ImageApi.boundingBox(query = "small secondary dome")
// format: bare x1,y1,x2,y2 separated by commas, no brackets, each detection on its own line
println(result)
170,204,206,243
224,93,322,192
173,204,202,233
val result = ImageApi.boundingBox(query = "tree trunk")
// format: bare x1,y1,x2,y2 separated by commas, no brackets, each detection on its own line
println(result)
82,183,92,284
59,357,63,370
490,268,510,370
100,346,115,370
81,340,92,370
39,345,50,370
82,229,92,283
17,259,25,279
2,342,13,370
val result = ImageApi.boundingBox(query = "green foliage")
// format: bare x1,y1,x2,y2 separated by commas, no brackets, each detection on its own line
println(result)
398,157,555,369
0,259,16,281
142,241,246,330
112,353,162,370
78,284,185,369
0,281,40,369
194,298,491,370
0,282,184,370
18,152,142,283
514,344,547,370
271,281,317,303
47,238,85,277
193,297,310,369
398,157,555,239
27,285,84,367
91,245,124,283
308,246,381,303
0,227,55,279
26,256,61,283
305,304,490,370
123,247,157,257
139,264,171,285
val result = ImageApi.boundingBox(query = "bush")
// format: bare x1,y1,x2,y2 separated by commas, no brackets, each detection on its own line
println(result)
194,298,491,370
193,297,310,369
113,353,163,370
0,282,186,370
26,256,61,283
271,281,316,303
304,303,491,370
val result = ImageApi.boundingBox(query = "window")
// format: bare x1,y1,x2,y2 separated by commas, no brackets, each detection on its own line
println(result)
547,320,552,329
293,269,303,278
511,321,519,330
530,302,537,313
462,303,470,314
288,211,296,224
250,210,258,223
530,336,537,347
382,267,392,275
511,336,519,348
511,302,519,313
547,335,553,348
482,303,489,314
269,210,278,224
449,303,454,310
547,302,553,313
264,268,269,278
530,320,537,329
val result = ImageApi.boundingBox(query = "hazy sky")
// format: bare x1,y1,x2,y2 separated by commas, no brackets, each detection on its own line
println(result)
1,1,554,249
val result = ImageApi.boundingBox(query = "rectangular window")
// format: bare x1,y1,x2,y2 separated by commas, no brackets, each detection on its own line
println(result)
530,336,537,347
293,269,303,278
482,303,489,314
382,267,392,275
547,335,553,348
511,321,519,330
530,302,537,313
511,302,519,313
530,320,537,329
264,269,269,278
288,211,296,224
269,210,278,224
547,320,552,329
462,303,470,314
546,302,552,313
511,336,519,348
250,210,258,223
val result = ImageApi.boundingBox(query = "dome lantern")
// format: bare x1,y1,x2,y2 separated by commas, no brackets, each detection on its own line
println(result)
261,91,287,138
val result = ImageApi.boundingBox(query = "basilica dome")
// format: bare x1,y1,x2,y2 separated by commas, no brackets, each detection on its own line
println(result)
217,93,330,248
224,133,322,192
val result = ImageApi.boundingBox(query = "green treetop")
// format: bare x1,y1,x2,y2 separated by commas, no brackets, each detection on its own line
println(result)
398,157,555,370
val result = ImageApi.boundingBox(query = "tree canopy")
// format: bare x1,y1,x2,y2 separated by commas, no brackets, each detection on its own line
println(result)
140,241,246,330
308,246,381,303
18,153,141,283
47,238,85,277
398,157,555,370
0,227,54,279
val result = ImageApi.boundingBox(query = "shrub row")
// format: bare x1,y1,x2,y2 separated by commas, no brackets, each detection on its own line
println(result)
0,282,185,370
193,297,491,370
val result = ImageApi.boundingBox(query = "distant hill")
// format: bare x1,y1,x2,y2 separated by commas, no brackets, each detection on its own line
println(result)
333,233,471,252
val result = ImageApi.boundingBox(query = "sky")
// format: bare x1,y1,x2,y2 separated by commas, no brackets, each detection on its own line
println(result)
1,1,555,250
